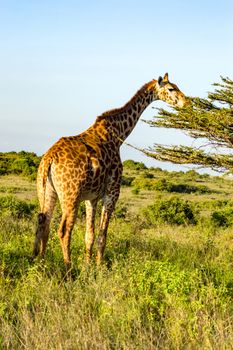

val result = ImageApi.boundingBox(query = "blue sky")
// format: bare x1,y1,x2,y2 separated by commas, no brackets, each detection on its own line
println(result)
1,0,233,170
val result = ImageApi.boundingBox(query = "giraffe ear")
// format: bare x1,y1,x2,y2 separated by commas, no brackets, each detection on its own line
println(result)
158,76,163,86
163,73,169,83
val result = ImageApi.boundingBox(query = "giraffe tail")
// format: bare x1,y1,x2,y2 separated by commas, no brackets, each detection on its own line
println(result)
42,156,53,191
39,155,53,212
33,155,53,258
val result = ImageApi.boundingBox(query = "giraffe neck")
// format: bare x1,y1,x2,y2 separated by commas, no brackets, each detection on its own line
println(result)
95,80,158,145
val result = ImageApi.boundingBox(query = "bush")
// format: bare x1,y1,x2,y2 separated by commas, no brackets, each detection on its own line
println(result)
0,195,36,218
113,204,128,219
131,177,211,194
121,176,135,187
123,160,147,170
185,170,199,180
142,172,154,179
128,260,198,321
0,151,41,179
153,179,172,192
211,211,229,227
132,187,140,195
132,178,154,191
154,179,210,194
142,197,198,226
211,204,233,227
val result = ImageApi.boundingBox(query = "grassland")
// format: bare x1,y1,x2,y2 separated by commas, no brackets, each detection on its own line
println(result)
0,160,233,349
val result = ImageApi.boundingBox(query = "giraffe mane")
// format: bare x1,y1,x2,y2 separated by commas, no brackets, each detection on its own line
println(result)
96,80,156,121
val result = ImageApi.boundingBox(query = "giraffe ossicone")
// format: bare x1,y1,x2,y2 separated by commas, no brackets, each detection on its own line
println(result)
33,73,186,266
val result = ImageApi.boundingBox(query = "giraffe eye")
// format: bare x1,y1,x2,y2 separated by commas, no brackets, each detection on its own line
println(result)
168,88,174,92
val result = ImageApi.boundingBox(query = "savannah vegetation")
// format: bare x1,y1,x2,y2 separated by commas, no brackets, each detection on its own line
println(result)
0,152,233,349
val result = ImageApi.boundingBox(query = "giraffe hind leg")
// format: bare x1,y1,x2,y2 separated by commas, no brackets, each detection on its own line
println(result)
85,199,97,263
58,209,77,267
96,196,118,265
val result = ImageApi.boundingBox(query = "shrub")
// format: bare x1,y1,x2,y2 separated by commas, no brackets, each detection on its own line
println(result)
211,204,233,227
200,173,210,179
154,179,210,194
121,176,135,187
128,260,198,321
170,183,210,194
0,151,41,179
123,159,147,170
142,172,154,179
132,187,140,195
132,178,154,191
211,211,229,227
150,166,163,172
142,197,198,226
0,195,36,218
184,170,199,180
153,179,172,192
113,204,128,219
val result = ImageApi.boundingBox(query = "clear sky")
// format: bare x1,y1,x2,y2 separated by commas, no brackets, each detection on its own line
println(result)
1,0,233,170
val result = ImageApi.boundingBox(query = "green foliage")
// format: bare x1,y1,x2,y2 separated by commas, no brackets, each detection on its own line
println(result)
211,202,233,227
142,171,154,179
128,260,218,323
0,151,41,179
132,176,211,194
0,195,36,218
0,216,233,349
153,178,170,191
123,159,147,170
184,169,199,180
142,197,198,225
132,177,154,190
155,179,210,194
1,170,233,348
121,175,135,186
113,203,128,219
131,187,140,195
145,76,233,172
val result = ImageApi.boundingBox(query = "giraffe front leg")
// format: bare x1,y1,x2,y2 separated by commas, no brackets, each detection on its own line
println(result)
85,199,97,263
96,194,119,265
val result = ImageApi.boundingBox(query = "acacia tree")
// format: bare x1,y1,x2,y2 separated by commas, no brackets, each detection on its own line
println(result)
144,77,233,172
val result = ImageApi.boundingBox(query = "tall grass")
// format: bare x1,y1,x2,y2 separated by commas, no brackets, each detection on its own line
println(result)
1,166,233,349
0,212,233,349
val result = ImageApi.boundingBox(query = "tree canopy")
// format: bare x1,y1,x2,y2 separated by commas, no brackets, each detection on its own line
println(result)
144,77,233,172
0,151,41,179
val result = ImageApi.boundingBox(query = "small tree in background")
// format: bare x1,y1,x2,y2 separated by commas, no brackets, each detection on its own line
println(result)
144,77,233,172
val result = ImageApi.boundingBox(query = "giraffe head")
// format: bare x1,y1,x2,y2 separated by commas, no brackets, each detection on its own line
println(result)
155,73,186,108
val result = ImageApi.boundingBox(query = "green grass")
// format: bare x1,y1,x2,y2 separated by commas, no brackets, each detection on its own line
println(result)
1,166,233,349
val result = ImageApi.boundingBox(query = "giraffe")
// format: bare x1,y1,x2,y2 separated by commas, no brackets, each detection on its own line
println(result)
33,73,186,267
